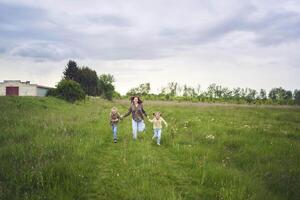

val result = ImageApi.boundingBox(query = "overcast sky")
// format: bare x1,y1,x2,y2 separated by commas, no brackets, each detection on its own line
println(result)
0,0,299,94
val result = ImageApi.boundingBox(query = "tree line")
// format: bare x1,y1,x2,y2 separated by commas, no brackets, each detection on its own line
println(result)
126,82,300,105
47,60,299,105
47,60,118,102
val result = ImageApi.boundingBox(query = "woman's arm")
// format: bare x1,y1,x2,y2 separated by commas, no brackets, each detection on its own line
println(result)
117,112,122,120
141,105,147,117
123,107,132,118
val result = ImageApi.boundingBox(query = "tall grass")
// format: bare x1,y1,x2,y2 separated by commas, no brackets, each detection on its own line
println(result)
0,96,299,199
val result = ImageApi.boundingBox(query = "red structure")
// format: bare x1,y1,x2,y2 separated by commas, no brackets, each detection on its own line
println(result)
6,86,19,96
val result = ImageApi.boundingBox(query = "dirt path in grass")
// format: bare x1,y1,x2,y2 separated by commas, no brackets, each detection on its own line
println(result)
83,128,189,199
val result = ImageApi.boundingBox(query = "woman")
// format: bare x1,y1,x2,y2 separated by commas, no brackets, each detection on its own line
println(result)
122,96,148,140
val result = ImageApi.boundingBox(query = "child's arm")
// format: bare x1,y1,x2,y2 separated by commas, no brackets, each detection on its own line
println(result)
148,117,153,123
161,117,168,127
117,112,122,120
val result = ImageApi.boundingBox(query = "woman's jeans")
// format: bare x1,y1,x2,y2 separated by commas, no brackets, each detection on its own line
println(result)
132,119,145,139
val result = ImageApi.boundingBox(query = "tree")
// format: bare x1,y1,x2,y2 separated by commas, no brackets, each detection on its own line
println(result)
77,67,98,96
159,82,179,99
207,83,217,99
268,87,291,104
215,85,223,99
245,88,257,103
294,89,300,105
139,83,151,95
284,90,293,101
168,82,178,96
63,60,79,81
50,79,85,103
126,83,150,96
259,89,267,100
182,85,197,99
222,87,232,99
97,74,115,100
63,61,98,96
233,87,241,100
196,84,202,96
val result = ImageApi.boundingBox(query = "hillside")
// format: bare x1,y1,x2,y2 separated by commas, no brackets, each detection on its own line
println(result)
0,97,300,200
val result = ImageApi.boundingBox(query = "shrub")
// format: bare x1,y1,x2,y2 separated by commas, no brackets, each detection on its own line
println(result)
46,88,58,97
50,79,85,103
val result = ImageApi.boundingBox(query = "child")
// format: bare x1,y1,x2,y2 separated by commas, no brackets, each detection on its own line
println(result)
110,107,122,143
148,112,168,145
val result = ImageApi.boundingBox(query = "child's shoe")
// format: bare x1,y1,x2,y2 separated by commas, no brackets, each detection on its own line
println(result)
114,139,117,143
157,143,160,145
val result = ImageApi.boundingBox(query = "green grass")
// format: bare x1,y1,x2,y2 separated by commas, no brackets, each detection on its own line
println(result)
0,96,300,200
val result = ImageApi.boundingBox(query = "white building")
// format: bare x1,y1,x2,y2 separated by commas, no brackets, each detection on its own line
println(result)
0,80,52,97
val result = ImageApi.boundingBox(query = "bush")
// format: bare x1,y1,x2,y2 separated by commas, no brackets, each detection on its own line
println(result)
112,91,121,99
49,79,85,103
46,88,58,97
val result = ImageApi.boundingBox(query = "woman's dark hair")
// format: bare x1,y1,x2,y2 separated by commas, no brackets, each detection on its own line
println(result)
130,96,143,104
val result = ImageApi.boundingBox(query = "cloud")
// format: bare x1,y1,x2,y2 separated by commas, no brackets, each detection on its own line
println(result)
0,0,299,94
86,14,132,27
9,41,78,62
1,0,300,61
253,11,300,45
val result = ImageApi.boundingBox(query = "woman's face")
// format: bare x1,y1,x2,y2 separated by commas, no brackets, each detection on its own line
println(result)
133,97,138,103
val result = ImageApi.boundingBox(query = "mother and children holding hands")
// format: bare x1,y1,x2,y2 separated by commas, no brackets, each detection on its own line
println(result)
109,96,168,145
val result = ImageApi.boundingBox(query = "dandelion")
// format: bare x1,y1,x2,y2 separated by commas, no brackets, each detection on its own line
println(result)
171,127,178,134
184,120,190,128
205,134,215,140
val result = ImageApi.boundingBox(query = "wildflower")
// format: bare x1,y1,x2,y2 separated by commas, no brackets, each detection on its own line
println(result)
184,120,190,128
205,134,215,140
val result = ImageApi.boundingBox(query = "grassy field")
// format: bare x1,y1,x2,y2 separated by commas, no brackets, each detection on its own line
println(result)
0,97,300,200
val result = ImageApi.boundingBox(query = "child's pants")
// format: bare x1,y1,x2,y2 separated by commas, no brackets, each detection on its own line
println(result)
153,128,162,144
132,119,145,139
112,124,117,140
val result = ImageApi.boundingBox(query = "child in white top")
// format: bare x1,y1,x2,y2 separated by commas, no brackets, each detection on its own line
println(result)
148,112,168,145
